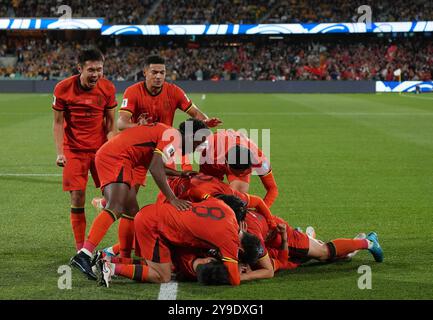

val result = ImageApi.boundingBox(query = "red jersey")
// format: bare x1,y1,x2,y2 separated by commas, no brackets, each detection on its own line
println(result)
146,198,241,285
52,75,117,151
199,129,271,179
119,81,193,125
96,123,177,169
245,211,269,259
167,173,250,204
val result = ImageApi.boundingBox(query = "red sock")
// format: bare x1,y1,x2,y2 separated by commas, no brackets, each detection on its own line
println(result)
114,264,149,282
70,208,86,250
83,209,116,253
118,215,135,258
111,257,145,264
328,239,368,258
112,243,120,255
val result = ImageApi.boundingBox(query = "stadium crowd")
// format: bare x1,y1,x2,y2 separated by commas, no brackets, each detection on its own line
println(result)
0,0,432,24
1,36,432,81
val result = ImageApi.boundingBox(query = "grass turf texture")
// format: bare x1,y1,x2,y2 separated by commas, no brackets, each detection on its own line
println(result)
0,93,432,300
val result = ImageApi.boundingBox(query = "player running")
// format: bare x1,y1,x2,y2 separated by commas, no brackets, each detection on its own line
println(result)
70,119,211,280
52,48,117,252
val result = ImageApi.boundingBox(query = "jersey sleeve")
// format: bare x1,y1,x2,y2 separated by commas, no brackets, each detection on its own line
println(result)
174,85,193,112
52,84,67,111
106,83,118,109
119,86,138,116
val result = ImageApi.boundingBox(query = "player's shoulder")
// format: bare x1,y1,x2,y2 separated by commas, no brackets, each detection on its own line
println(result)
125,81,144,93
54,75,78,93
165,82,185,94
97,77,116,95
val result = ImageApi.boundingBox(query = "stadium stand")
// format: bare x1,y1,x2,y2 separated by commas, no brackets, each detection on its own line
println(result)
0,35,432,81
1,0,432,24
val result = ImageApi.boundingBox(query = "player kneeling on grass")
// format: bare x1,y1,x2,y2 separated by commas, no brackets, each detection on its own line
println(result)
70,119,211,280
95,195,263,287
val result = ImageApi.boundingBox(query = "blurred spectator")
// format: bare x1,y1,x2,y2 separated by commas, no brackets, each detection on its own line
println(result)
0,35,432,81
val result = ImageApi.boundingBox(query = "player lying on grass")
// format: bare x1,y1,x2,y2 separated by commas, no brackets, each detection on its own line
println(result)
70,119,211,280
95,195,263,287
199,129,279,207
98,173,277,258
251,216,384,276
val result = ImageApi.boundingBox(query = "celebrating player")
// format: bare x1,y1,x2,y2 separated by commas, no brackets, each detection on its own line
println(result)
70,119,211,280
199,129,278,207
52,48,117,252
91,55,222,255
96,195,263,287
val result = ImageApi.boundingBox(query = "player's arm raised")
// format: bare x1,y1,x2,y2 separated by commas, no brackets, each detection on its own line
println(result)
149,152,191,211
53,110,66,167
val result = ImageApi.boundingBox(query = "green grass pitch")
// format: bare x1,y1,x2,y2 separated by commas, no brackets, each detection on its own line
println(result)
0,92,432,300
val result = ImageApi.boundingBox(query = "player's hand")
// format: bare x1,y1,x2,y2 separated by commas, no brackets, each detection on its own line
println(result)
180,170,198,178
276,223,287,241
204,117,223,128
169,198,192,211
56,155,66,167
137,113,153,125
239,263,251,274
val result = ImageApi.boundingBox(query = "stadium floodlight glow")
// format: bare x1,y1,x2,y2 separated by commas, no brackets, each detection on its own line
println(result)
0,18,104,30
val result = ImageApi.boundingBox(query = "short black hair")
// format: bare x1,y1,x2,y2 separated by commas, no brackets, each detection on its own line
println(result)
196,260,230,285
145,55,165,67
226,145,253,171
179,118,209,136
214,194,247,223
78,48,104,65
239,232,262,266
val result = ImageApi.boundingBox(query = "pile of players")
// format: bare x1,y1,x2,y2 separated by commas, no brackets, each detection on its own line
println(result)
53,49,384,287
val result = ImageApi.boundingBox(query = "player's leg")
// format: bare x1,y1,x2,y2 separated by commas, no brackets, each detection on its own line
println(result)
70,190,86,250
63,150,91,251
71,182,130,280
118,187,139,258
307,233,383,262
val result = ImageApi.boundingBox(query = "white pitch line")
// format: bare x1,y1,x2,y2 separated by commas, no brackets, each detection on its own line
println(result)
158,280,178,300
0,173,61,177
399,94,433,101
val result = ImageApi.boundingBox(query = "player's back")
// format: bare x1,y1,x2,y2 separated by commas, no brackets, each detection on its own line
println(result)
156,198,240,260
97,122,177,168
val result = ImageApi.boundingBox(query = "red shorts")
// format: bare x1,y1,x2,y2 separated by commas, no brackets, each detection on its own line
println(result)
266,225,310,261
287,227,310,260
62,150,100,191
95,154,133,190
132,166,148,187
134,205,172,263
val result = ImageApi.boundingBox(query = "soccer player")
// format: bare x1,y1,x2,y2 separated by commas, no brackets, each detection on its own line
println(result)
70,119,211,280
92,55,222,254
199,129,278,207
52,48,117,252
96,195,263,287
262,216,384,274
